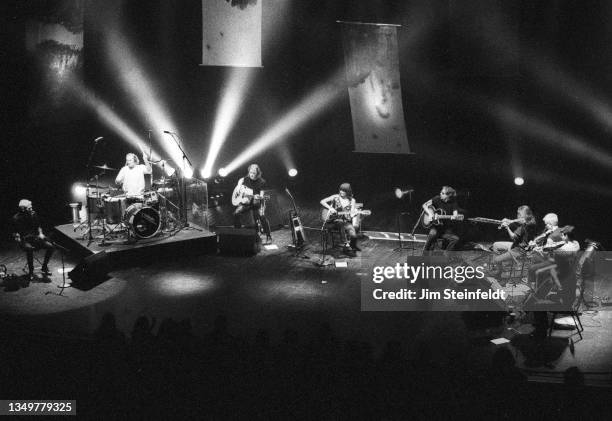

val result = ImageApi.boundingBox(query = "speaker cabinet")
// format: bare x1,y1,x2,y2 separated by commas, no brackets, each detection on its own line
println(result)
69,251,110,289
217,227,261,255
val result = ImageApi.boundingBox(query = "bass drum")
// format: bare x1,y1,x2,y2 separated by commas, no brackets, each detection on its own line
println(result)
124,203,160,239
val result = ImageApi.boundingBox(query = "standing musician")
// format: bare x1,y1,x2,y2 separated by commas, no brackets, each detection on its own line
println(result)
12,199,55,279
421,186,464,255
320,183,360,253
490,205,537,277
115,151,152,197
232,164,272,242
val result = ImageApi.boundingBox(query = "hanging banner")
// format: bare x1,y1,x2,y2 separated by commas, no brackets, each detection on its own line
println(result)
201,0,262,67
25,0,84,73
340,22,411,154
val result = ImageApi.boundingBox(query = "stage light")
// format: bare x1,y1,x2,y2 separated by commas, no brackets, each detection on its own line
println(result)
222,69,346,175
202,68,256,179
66,77,147,150
288,168,298,177
72,183,87,197
218,167,228,177
491,103,612,170
183,167,194,179
104,32,186,170
514,177,524,186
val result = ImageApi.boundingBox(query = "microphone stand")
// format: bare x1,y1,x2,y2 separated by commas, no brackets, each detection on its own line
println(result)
166,132,201,232
317,213,334,267
84,139,101,246
44,239,71,297
393,190,415,253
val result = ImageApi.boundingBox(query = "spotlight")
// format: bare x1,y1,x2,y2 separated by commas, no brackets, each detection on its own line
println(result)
514,177,524,186
200,168,209,179
218,167,228,177
183,167,194,179
288,168,298,177
222,68,346,176
73,183,87,197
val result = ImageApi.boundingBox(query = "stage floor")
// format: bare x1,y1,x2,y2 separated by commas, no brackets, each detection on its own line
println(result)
1,228,611,386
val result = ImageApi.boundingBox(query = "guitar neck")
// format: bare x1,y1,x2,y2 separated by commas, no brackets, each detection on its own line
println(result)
468,217,503,225
469,217,522,225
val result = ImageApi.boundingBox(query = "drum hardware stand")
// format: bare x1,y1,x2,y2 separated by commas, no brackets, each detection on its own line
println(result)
82,137,103,246
78,174,106,246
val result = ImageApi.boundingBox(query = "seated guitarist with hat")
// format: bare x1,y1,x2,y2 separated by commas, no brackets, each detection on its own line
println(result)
421,186,465,255
232,164,272,242
320,183,361,254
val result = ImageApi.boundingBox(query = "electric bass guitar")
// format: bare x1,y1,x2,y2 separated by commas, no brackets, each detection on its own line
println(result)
422,207,464,228
231,184,270,206
321,208,371,222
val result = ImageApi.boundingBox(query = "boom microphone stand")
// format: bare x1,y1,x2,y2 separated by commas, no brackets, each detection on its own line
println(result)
43,239,71,297
164,131,202,233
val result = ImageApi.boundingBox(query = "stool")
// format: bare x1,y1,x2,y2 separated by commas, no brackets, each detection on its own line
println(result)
322,223,344,249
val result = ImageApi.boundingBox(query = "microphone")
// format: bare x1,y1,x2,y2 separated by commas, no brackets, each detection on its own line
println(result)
163,130,173,134
94,136,104,142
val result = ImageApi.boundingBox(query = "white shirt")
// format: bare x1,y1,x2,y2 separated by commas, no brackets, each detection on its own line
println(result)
115,164,151,195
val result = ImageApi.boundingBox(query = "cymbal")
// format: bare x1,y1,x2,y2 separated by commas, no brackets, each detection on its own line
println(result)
153,178,174,186
94,164,117,171
78,183,110,189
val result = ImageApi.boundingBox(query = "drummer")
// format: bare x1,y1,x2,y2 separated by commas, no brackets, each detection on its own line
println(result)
115,151,152,199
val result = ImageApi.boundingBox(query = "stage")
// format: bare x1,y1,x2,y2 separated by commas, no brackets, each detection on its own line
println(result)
53,221,218,266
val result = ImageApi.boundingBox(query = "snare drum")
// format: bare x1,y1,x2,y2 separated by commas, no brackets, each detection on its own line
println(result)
104,196,127,224
124,203,160,239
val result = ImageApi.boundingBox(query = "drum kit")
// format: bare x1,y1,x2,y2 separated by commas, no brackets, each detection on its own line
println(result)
76,164,181,245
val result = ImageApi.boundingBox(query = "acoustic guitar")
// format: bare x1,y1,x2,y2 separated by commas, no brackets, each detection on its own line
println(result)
321,208,372,222
231,184,270,206
285,188,306,247
422,207,464,228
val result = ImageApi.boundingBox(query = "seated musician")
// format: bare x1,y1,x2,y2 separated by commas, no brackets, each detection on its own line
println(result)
12,199,55,280
528,213,559,252
115,151,152,198
232,164,272,242
421,186,464,255
320,183,360,253
528,226,580,337
490,205,537,278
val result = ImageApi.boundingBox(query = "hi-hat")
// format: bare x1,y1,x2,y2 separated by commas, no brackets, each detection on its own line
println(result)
94,164,117,171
